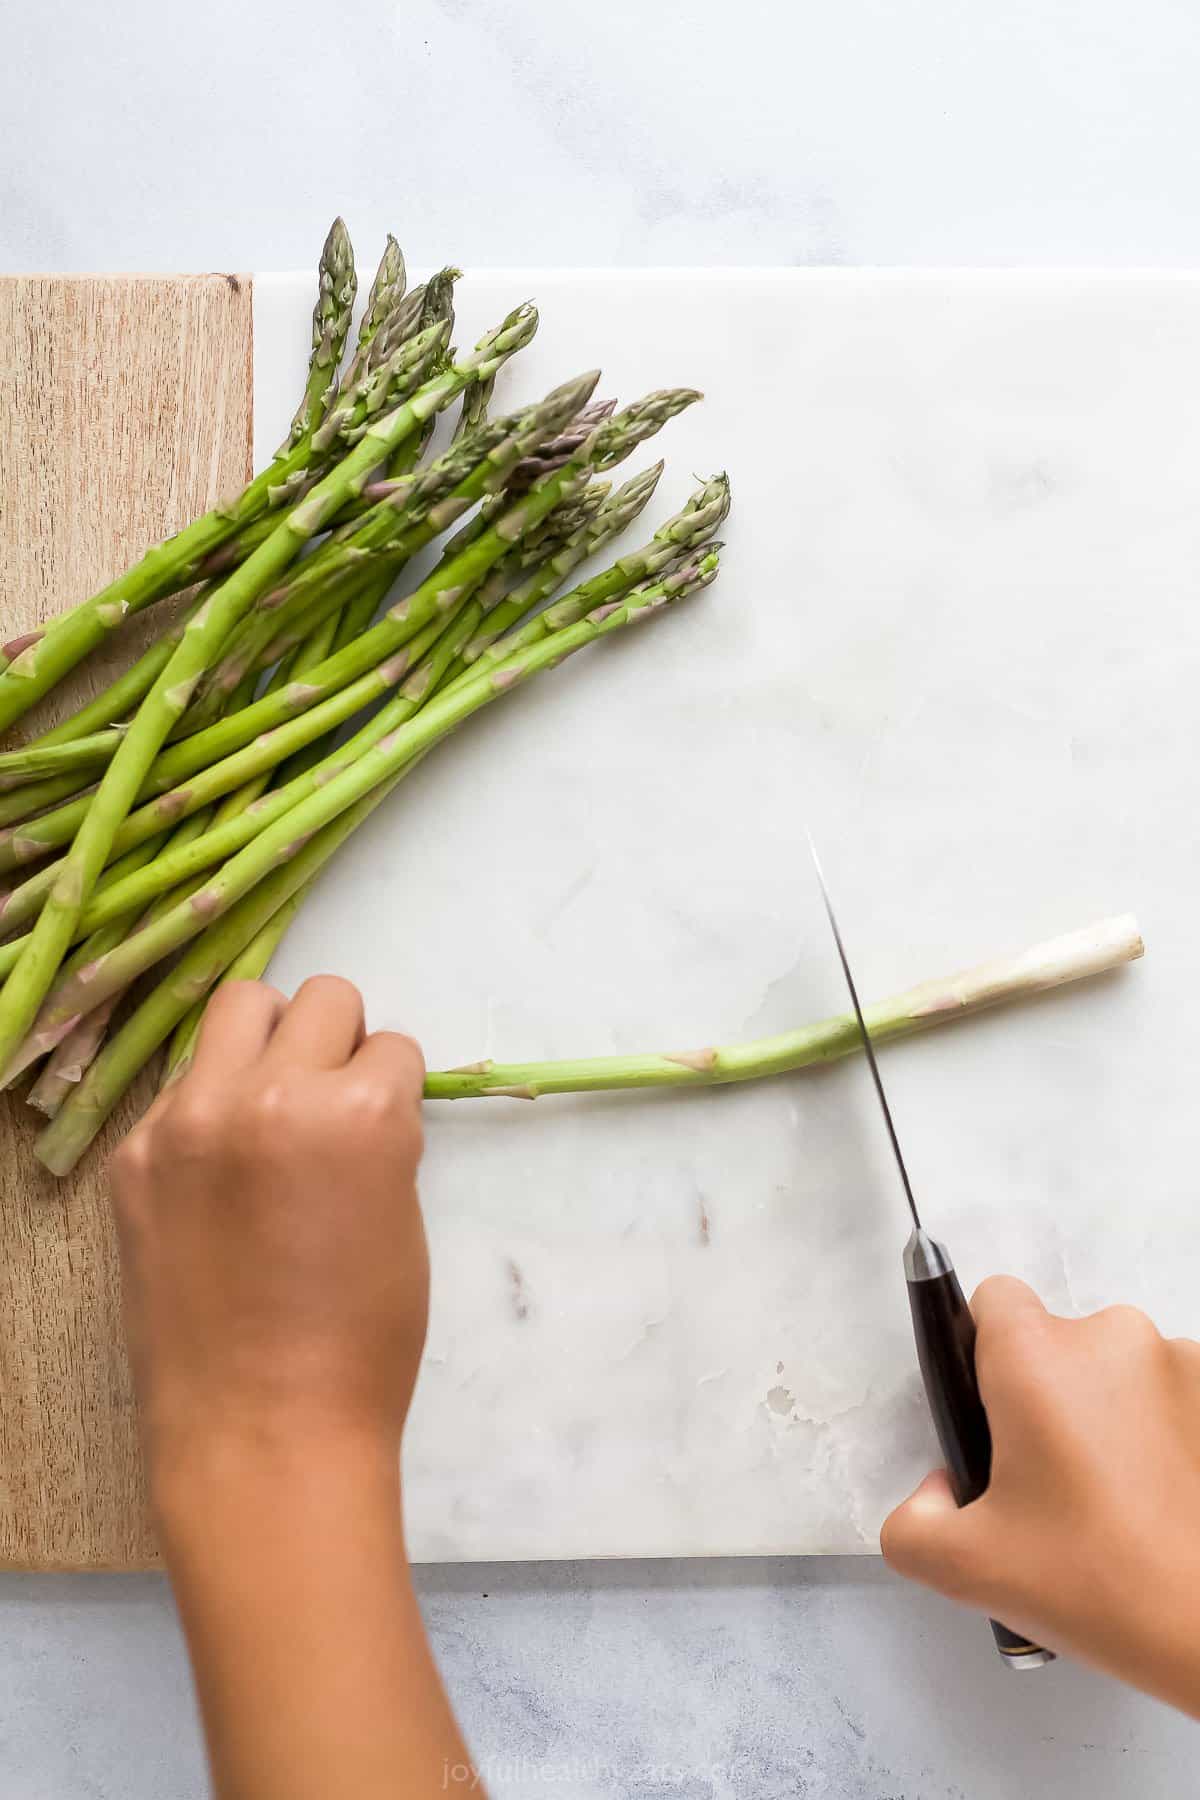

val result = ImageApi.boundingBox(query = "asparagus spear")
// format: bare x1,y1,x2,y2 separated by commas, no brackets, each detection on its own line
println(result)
32,561,719,1171
35,788,401,1175
0,228,371,732
0,484,613,934
0,368,596,877
278,217,358,451
186,405,529,719
7,555,719,1081
0,427,703,895
24,806,218,1115
187,254,445,583
6,591,210,759
422,918,1144,1099
452,471,730,685
205,395,618,706
0,768,98,828
0,307,539,1068
440,463,665,685
347,237,404,355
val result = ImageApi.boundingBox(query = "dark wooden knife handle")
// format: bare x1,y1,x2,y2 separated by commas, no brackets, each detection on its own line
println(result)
906,1268,1055,1669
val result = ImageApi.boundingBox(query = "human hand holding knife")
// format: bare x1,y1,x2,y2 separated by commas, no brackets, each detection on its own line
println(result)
808,838,1054,1669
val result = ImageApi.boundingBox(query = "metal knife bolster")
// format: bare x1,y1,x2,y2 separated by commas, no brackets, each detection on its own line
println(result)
903,1227,1056,1670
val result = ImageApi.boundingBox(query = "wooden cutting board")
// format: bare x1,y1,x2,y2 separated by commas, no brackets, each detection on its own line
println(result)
0,274,253,1567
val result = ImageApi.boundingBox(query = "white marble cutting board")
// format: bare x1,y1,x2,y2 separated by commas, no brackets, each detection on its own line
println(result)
252,270,1199,1560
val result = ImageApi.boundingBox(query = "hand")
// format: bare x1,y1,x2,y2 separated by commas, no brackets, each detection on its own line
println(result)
112,974,427,1491
111,977,473,1799
882,1277,1200,1716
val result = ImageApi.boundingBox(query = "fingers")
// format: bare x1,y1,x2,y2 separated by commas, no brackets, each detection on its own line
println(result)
881,1468,984,1600
186,980,286,1084
261,975,365,1071
350,1030,426,1102
970,1274,1048,1329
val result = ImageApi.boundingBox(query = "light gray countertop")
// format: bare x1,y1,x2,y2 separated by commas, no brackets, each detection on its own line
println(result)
3,2,1199,1793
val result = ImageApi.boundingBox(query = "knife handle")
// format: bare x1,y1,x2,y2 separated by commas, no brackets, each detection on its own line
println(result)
904,1236,1055,1671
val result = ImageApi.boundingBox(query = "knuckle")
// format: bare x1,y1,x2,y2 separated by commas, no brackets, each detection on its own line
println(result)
164,1090,225,1151
342,1077,392,1125
1090,1303,1161,1350
109,1128,152,1198
249,1078,295,1132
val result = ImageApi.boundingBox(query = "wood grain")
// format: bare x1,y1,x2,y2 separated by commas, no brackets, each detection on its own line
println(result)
0,274,253,1567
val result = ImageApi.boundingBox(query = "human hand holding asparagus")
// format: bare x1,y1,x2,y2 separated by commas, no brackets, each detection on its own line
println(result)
113,976,474,1798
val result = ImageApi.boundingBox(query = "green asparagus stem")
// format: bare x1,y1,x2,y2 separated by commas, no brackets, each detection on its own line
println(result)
423,917,1145,1099
441,463,665,684
278,217,357,451
34,788,402,1176
0,297,462,740
0,368,595,879
10,591,209,756
0,769,96,828
200,392,616,709
449,471,730,687
0,307,539,1070
23,808,217,1115
187,405,527,716
36,904,1140,1175
0,731,133,790
186,250,438,586
26,1005,117,1118
0,488,608,940
10,556,719,1078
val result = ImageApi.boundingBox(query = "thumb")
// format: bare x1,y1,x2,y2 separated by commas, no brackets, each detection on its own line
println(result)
881,1468,989,1603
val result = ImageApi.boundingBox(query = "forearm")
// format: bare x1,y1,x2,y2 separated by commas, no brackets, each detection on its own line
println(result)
155,1434,472,1799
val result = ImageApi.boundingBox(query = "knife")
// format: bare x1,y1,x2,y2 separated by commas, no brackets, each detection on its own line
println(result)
808,838,1055,1671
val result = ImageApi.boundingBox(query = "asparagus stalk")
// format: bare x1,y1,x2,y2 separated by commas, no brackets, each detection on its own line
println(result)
0,228,379,732
35,785,403,1176
28,526,700,1164
186,405,530,718
423,917,1144,1099
277,217,358,451
205,395,617,706
35,905,1140,1176
0,731,134,790
0,307,539,1069
0,368,596,877
0,456,708,934
187,253,443,584
450,471,731,686
24,807,218,1116
0,487,625,945
442,463,666,684
6,590,210,759
0,768,98,828
8,556,719,1078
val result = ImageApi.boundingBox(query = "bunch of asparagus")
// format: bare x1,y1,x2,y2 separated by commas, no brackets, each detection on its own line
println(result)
1,223,1141,1178
0,220,729,1172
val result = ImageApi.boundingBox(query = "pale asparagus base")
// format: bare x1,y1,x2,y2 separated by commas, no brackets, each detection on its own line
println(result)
424,916,1144,1099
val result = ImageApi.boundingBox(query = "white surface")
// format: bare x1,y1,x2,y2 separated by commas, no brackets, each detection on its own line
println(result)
4,0,1200,273
256,268,1196,1561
